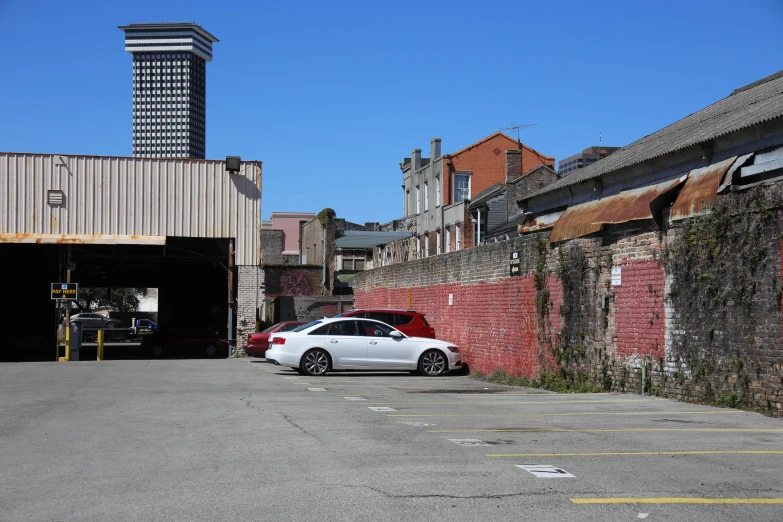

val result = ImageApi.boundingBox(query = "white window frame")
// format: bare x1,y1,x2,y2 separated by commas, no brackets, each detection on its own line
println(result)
445,227,451,253
455,223,461,251
416,236,421,258
454,173,471,202
436,177,441,207
425,235,429,257
416,186,420,214
436,231,441,255
424,181,429,212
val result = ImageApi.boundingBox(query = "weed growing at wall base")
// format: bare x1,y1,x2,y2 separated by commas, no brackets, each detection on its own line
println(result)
471,368,604,393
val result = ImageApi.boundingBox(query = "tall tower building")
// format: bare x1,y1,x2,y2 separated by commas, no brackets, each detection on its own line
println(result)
119,22,219,159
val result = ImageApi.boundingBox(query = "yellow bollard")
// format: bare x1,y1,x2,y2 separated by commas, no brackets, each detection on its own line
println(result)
65,325,71,362
97,330,104,361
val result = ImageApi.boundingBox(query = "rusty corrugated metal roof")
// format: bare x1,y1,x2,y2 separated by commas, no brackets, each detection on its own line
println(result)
670,157,736,220
549,177,686,243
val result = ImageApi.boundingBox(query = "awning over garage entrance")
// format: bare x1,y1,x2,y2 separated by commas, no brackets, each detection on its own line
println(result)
335,231,412,248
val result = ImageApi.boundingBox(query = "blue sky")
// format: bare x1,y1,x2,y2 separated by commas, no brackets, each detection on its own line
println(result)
1,1,781,224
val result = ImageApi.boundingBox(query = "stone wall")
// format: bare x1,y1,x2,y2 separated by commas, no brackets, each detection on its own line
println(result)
355,184,783,415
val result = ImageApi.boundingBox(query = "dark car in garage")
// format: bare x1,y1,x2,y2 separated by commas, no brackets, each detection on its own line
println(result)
140,327,229,358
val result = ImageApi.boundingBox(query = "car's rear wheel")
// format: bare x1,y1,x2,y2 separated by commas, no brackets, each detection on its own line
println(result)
205,344,217,358
418,350,447,376
151,345,164,358
301,349,330,376
106,322,115,329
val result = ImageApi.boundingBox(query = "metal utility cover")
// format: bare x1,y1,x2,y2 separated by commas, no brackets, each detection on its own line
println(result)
448,439,491,447
516,464,575,478
549,177,686,243
670,157,736,220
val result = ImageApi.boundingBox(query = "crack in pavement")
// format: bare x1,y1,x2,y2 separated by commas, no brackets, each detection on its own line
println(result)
330,483,547,500
279,411,322,442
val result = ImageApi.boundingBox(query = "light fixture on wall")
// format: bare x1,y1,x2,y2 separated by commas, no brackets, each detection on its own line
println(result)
226,155,241,173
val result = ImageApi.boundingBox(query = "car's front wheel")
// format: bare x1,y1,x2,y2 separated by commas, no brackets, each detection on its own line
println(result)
106,322,115,329
301,349,330,376
151,345,164,358
205,343,217,358
418,350,447,376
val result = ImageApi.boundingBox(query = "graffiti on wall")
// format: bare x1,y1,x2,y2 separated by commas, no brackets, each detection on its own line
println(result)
280,270,316,297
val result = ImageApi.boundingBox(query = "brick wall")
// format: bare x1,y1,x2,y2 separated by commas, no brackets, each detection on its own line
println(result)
443,133,555,206
236,265,264,355
507,165,560,217
355,184,783,415
259,230,283,264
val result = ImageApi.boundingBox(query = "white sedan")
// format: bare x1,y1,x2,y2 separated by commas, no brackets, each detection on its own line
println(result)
265,317,462,377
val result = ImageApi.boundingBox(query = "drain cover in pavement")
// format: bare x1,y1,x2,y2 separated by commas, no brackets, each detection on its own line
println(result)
516,465,575,478
448,439,491,447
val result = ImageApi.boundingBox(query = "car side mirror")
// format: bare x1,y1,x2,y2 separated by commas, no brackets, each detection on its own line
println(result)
390,331,403,338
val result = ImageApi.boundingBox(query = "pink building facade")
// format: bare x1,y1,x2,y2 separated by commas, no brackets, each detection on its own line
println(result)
270,212,316,261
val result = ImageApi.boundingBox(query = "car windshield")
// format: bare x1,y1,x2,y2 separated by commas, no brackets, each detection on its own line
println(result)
292,320,322,332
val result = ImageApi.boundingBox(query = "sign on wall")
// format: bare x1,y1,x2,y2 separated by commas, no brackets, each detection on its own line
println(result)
509,251,521,277
51,283,78,300
611,267,622,286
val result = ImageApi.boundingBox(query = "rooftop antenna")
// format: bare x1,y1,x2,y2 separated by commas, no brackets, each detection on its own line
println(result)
501,123,537,177
501,123,537,150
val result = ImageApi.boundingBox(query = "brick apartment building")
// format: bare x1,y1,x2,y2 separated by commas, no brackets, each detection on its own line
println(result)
400,132,554,257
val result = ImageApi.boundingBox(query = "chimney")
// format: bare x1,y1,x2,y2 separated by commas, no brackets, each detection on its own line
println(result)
412,148,422,171
430,138,441,161
505,149,522,183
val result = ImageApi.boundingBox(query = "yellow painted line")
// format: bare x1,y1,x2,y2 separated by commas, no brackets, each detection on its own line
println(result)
430,428,783,433
571,498,783,505
389,411,745,418
365,399,653,406
488,450,783,457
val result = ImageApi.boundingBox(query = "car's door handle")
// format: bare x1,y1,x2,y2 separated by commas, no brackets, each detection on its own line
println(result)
369,341,378,345
329,339,338,343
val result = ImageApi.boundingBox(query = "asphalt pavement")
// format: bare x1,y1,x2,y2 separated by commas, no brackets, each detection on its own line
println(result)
1,358,782,521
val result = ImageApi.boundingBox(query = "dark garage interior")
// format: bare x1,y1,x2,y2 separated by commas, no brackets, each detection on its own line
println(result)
0,238,234,362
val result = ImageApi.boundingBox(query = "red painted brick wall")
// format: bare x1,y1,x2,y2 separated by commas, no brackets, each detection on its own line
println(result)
613,260,666,359
354,271,564,379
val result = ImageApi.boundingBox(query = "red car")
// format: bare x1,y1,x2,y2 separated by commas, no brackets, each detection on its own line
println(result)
247,321,307,356
334,309,435,338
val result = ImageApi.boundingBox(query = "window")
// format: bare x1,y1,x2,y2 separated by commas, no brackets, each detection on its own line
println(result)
454,174,471,201
416,186,420,214
358,320,394,337
366,312,394,324
424,181,429,212
327,321,358,336
425,236,429,257
436,231,441,255
455,223,461,251
416,236,421,258
445,227,451,253
436,177,441,207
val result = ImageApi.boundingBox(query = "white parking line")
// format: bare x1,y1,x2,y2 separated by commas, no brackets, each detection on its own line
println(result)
308,388,327,392
368,407,397,412
344,397,368,401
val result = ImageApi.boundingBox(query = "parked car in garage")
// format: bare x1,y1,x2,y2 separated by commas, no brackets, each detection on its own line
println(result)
334,309,435,338
265,317,461,376
246,321,306,357
70,313,122,329
140,327,229,358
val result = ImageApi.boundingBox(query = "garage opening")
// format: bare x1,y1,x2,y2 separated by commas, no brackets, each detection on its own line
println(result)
0,237,235,362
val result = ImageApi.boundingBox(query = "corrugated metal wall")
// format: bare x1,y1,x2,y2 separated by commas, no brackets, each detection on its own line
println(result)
0,153,261,265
